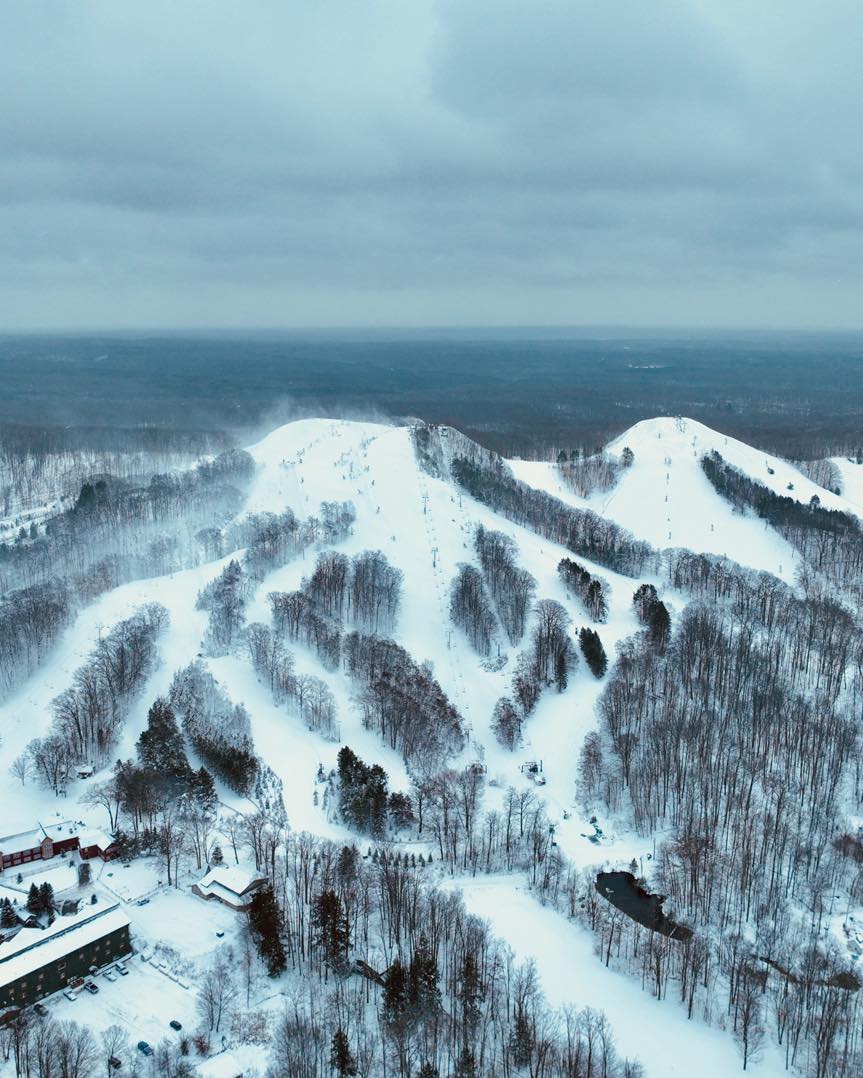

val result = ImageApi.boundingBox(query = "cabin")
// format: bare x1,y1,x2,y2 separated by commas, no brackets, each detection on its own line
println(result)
0,903,131,1009
192,866,267,913
0,818,79,874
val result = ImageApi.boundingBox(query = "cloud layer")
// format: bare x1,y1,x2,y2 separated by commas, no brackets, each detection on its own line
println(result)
1,1,861,328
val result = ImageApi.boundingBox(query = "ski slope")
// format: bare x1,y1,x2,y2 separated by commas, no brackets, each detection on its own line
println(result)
510,415,863,585
0,414,814,1076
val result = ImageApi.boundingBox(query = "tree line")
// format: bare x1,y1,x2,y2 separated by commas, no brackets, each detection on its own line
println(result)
451,457,657,577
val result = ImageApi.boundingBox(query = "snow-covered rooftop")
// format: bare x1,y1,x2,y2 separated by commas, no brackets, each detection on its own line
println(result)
0,816,79,857
0,903,130,987
78,829,113,851
195,865,266,900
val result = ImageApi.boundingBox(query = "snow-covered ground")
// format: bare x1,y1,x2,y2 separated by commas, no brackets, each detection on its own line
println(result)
457,877,788,1078
0,413,830,1075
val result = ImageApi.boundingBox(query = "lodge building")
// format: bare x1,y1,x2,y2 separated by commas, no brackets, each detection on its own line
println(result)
0,903,131,1010
0,819,80,873
0,818,118,875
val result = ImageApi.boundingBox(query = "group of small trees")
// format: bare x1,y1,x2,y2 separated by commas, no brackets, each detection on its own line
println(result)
254,826,641,1078
246,623,340,740
23,604,167,792
169,661,259,794
336,746,414,838
574,556,863,1075
1,446,254,707
492,599,577,749
452,456,657,576
449,564,497,655
474,525,536,644
557,557,609,622
557,449,627,497
266,548,404,673
632,584,670,652
0,581,71,701
702,449,863,595
196,559,249,656
0,1016,109,1078
343,632,465,768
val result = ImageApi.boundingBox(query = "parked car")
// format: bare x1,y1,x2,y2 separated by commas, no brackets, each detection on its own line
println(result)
84,982,99,995
137,1041,153,1057
104,970,116,982
136,897,150,906
169,1020,182,1031
115,963,129,976
33,1003,49,1017
108,1056,122,1070
62,990,77,1002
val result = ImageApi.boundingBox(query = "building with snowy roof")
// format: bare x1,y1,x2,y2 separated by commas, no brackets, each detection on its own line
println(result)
0,902,131,1009
78,829,119,862
192,865,267,912
0,816,79,874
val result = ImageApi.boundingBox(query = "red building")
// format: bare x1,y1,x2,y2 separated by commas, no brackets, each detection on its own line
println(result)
0,819,79,874
77,831,119,862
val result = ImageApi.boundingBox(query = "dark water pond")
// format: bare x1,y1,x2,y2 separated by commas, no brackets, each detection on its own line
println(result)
595,871,693,941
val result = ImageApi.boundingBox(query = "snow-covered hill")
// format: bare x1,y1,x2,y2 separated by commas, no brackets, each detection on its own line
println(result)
511,415,863,584
0,414,830,1076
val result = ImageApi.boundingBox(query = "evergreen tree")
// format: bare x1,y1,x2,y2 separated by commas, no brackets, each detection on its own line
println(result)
509,1007,534,1068
408,933,440,1020
192,765,218,810
247,887,287,976
0,898,16,928
579,626,608,678
458,951,483,1045
329,1028,357,1077
312,889,350,973
647,599,671,653
383,959,409,1031
137,698,192,796
418,1064,439,1078
554,648,568,692
26,883,40,915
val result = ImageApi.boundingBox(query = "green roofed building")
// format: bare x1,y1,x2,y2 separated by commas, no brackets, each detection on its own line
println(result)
0,903,131,1010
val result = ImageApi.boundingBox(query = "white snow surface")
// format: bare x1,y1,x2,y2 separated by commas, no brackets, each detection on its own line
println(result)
457,877,788,1078
509,415,863,583
0,414,820,1075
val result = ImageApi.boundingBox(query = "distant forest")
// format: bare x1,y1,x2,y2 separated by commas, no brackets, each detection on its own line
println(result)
2,329,862,459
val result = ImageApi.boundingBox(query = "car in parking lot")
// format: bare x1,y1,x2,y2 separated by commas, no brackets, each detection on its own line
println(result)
62,990,77,1002
169,1020,182,1031
104,970,116,982
33,1003,49,1017
115,963,129,976
84,981,99,994
137,1041,153,1056
109,1056,122,1070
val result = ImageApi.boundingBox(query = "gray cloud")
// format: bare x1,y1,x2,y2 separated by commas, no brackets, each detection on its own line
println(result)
0,0,861,328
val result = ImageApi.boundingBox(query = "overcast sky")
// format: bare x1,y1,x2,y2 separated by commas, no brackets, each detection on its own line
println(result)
1,1,861,330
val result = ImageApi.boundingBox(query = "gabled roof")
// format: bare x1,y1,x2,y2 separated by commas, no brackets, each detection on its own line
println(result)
78,829,114,851
0,816,78,857
195,865,267,901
